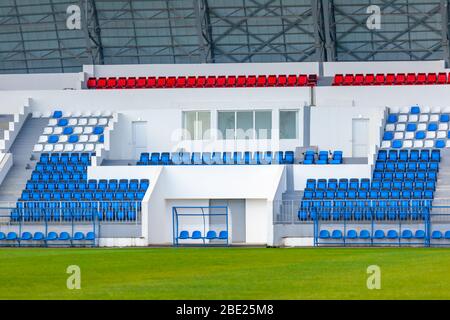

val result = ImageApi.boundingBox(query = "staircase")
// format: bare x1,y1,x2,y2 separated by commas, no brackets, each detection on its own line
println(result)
433,148,450,204
0,117,48,203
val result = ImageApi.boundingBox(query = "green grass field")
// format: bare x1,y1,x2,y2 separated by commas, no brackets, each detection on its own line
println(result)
1,247,450,299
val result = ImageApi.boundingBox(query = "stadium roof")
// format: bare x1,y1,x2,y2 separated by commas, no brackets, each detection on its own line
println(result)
0,0,448,74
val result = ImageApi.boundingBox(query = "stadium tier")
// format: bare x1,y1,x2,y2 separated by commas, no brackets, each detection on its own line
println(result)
332,72,450,86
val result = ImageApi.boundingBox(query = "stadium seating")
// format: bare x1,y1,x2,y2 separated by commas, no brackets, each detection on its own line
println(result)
12,152,149,223
317,229,433,243
33,110,111,153
332,72,449,86
0,231,96,247
303,150,343,164
86,74,318,89
137,151,295,165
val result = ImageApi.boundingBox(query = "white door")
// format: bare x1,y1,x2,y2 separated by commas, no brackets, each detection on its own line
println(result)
352,119,369,157
132,121,147,159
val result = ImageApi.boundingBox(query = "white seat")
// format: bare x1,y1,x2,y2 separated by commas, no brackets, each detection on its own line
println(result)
439,123,448,131
403,140,413,148
396,123,406,131
437,131,447,139
72,111,82,117
59,135,68,143
63,111,72,118
381,141,391,148
82,111,92,117
79,135,88,143
48,119,58,126
398,115,408,123
43,144,54,152
408,115,418,122
93,110,102,117
84,143,95,152
430,114,439,122
74,144,84,152
53,144,64,152
419,114,429,122
33,144,44,152
413,140,424,148
83,126,93,134
385,124,395,131
53,127,63,135
424,140,434,148
73,127,83,134
88,118,98,126
102,111,112,117
38,136,47,143
98,118,108,126
78,118,88,126
64,144,74,152
404,132,414,140
394,132,404,139
426,131,436,139
68,118,78,126
88,135,99,142
417,123,427,131
43,127,53,135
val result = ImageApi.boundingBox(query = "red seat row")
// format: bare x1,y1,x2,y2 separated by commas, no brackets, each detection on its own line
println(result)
332,72,450,86
86,74,318,89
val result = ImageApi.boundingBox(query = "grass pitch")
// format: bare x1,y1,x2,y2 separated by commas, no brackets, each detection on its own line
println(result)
1,247,450,299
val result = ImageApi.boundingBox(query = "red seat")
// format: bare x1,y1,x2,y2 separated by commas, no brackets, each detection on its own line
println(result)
287,75,298,86
416,73,426,85
343,74,354,86
136,77,146,88
375,74,385,85
156,77,166,88
353,74,364,85
267,75,277,86
205,76,216,87
196,76,206,88
364,74,375,85
106,77,117,89
176,76,187,88
166,76,176,88
426,73,437,84
406,73,416,85
246,75,256,87
277,75,287,86
117,77,127,88
256,75,267,87
186,76,197,88
97,77,107,89
395,73,406,85
307,74,317,86
385,73,395,85
236,75,246,87
298,74,308,86
332,74,344,86
146,77,156,88
437,72,447,84
226,76,236,87
126,77,136,88
216,76,226,87
87,78,97,89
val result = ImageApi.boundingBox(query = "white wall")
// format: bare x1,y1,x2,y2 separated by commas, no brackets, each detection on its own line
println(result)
0,73,81,90
245,199,270,244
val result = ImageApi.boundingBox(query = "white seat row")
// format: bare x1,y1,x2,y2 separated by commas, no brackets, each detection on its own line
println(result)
43,126,99,135
48,118,109,126
388,131,448,140
33,143,103,153
395,114,444,123
38,135,100,143
386,123,449,132
34,111,113,118
381,140,450,149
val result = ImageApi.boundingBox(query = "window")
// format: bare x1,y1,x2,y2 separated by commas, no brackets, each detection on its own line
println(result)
183,111,211,140
279,110,298,139
218,110,272,139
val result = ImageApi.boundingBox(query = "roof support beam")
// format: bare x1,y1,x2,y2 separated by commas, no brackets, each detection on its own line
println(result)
80,0,104,65
193,0,214,63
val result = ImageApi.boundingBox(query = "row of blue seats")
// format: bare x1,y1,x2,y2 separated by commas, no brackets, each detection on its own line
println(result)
377,149,440,162
373,171,437,181
47,134,104,144
306,179,436,192
138,151,295,165
304,189,434,200
36,163,88,172
25,179,149,192
178,230,228,240
11,210,137,222
303,150,343,164
319,229,450,240
374,161,439,172
21,191,145,201
16,201,141,209
0,231,95,242
300,211,427,221
40,152,94,164
30,173,87,182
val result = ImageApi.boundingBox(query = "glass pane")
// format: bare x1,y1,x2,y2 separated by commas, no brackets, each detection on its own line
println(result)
197,111,211,140
236,111,253,139
255,111,272,139
280,110,297,139
218,112,235,139
184,111,196,140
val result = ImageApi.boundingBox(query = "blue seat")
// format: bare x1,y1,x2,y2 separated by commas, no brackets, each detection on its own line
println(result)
206,231,217,239
48,135,59,143
445,231,450,239
191,230,202,239
59,232,71,241
431,149,441,162
0,232,5,240
86,232,95,241
331,230,343,239
319,230,330,239
373,230,385,239
386,230,398,239
436,140,445,148
387,114,398,123
6,232,18,241
73,232,85,240
63,127,73,135
415,230,425,239
93,127,104,135
346,230,357,239
428,123,438,131
21,232,33,241
392,140,403,148
53,110,63,118
440,114,450,122
401,230,413,239
58,119,68,126
415,131,425,139
179,231,189,239
46,232,58,241
410,106,420,114
218,231,228,240
432,230,443,239
284,151,295,164
359,230,371,239
33,232,45,241
69,135,79,143
406,123,417,132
